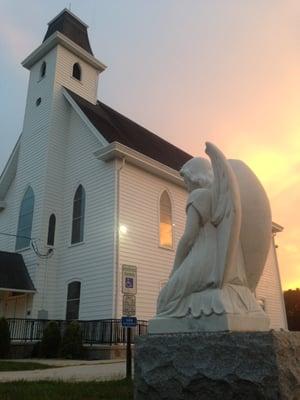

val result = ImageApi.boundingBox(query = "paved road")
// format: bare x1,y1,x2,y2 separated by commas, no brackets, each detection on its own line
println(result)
0,359,127,382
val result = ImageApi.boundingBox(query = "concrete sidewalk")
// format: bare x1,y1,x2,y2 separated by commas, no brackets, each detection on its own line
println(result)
0,359,127,382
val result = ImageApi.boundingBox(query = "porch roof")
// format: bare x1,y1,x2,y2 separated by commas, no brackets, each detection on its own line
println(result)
0,251,35,293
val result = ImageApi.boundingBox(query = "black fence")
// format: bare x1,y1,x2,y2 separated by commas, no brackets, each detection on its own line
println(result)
7,318,148,345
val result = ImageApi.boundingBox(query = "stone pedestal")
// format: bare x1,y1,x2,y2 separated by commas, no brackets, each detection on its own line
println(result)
134,331,300,400
148,311,270,333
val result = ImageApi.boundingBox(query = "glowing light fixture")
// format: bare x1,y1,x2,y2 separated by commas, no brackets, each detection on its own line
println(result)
119,225,128,234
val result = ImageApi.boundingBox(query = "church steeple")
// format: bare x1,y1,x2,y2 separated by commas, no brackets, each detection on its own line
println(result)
22,9,106,76
21,8,106,107
43,9,93,55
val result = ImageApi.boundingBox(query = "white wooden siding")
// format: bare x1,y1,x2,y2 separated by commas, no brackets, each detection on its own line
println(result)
51,109,115,320
0,41,112,319
55,45,99,104
0,48,60,317
118,162,187,320
0,179,16,251
256,237,288,329
43,44,114,319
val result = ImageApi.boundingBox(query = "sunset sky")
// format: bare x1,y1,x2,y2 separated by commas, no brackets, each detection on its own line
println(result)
0,1,299,289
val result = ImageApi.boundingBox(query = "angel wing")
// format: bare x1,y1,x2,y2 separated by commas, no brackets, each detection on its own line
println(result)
205,142,243,287
228,159,272,291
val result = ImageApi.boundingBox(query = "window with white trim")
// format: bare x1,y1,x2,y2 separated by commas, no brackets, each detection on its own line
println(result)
72,63,81,80
71,185,85,244
40,61,46,78
47,214,56,246
66,281,81,320
159,191,173,248
15,187,35,250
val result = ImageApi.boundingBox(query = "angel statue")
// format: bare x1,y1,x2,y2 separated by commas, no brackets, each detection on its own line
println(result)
149,142,272,333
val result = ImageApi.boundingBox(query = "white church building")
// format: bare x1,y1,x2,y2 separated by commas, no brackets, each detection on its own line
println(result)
0,9,287,330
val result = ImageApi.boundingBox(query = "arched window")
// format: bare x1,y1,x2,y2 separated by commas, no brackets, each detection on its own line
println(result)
15,187,35,250
47,214,56,246
159,191,173,248
66,281,81,320
40,61,46,78
72,63,81,80
71,185,85,244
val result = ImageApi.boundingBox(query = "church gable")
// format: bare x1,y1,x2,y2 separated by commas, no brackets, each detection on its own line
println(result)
67,103,107,158
63,88,108,146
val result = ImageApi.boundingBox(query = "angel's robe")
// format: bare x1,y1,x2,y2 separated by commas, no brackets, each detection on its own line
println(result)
157,188,261,318
157,188,218,317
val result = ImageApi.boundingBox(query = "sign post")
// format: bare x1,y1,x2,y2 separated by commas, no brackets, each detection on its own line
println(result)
121,317,137,379
121,265,137,380
126,326,132,379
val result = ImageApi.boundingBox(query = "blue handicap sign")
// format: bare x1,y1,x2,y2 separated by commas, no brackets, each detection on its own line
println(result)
121,316,137,327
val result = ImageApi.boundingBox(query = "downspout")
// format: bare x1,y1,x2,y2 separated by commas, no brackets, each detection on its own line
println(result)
113,157,126,319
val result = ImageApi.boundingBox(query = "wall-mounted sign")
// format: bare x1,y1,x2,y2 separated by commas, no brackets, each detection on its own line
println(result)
123,294,136,316
122,265,137,295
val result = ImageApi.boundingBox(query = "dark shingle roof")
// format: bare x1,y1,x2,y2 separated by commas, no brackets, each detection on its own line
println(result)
43,10,93,55
67,90,192,171
0,251,35,292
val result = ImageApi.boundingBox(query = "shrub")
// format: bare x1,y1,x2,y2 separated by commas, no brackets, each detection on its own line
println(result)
31,341,41,358
60,321,83,359
0,317,10,358
40,321,61,358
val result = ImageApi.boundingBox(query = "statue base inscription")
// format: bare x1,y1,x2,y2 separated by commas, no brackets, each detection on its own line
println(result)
134,331,300,400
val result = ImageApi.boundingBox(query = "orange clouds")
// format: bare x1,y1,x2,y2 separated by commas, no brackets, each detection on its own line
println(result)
220,121,300,290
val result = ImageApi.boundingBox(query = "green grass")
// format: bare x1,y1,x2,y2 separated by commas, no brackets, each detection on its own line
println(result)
0,379,133,400
0,361,54,372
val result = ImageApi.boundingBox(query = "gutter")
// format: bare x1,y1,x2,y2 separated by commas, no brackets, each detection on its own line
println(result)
94,141,185,188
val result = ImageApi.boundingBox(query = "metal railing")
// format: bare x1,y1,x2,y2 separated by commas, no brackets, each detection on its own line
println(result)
6,318,148,345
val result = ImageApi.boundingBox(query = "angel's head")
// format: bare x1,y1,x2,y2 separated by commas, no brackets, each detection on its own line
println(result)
180,157,213,192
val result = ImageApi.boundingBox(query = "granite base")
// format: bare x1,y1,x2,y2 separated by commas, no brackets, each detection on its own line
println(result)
134,331,300,400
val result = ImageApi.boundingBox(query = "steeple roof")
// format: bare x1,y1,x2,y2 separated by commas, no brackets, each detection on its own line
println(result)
43,9,93,55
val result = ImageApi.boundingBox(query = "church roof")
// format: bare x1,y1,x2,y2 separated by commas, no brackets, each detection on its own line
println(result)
67,89,192,171
0,251,35,292
43,9,93,55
